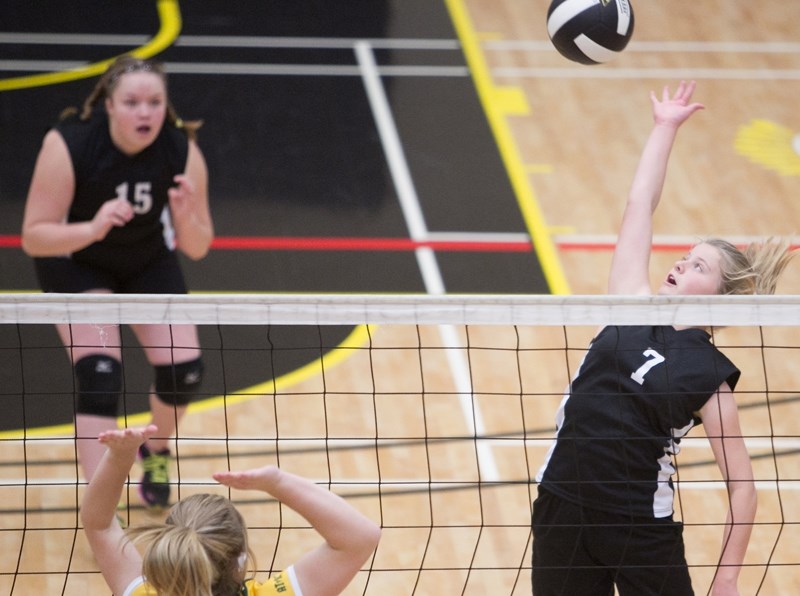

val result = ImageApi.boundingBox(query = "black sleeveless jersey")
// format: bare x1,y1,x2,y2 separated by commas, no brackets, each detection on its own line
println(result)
536,325,740,518
56,109,189,273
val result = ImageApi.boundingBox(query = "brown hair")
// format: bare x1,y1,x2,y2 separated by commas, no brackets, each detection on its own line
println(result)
127,494,255,596
703,237,796,295
61,54,202,139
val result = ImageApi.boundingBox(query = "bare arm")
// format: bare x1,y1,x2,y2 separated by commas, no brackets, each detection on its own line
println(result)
608,81,704,295
214,466,381,596
699,383,757,596
169,140,214,260
21,129,133,256
80,426,158,596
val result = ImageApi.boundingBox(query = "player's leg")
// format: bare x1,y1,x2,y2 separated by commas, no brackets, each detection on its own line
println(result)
57,321,123,481
131,322,203,508
34,260,123,481
532,489,615,595
599,516,693,596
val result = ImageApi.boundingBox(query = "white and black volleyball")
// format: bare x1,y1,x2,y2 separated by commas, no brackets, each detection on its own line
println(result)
547,0,634,65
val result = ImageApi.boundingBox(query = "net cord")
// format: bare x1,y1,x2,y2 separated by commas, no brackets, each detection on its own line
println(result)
1,293,799,326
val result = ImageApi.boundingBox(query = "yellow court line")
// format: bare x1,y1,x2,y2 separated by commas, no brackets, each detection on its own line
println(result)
443,0,571,295
0,0,181,439
0,1,374,442
184,323,374,417
0,323,372,440
0,0,181,92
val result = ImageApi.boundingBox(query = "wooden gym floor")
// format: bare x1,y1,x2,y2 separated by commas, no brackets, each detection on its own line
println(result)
1,1,800,594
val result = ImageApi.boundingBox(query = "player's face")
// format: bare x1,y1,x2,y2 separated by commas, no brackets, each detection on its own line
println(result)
105,71,167,155
659,243,723,296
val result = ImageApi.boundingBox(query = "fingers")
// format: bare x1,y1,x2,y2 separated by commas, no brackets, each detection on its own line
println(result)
213,465,278,489
105,197,134,226
672,80,696,104
170,174,196,204
98,424,158,445
213,470,254,489
172,174,194,194
654,80,699,105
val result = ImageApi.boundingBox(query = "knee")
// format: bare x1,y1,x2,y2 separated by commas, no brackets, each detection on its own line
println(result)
74,354,123,418
153,357,204,407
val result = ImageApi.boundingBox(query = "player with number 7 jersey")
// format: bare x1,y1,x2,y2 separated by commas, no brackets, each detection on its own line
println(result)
530,81,796,596
535,324,739,519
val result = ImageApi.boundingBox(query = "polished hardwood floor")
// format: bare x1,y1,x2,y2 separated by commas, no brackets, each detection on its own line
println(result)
1,1,799,594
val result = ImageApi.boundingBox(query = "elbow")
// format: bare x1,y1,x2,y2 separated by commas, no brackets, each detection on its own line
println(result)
361,523,382,558
178,231,214,261
20,236,33,257
369,523,382,550
348,521,381,564
20,231,41,257
182,243,211,261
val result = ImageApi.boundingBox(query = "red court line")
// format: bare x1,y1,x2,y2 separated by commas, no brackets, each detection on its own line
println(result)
211,236,533,252
0,234,533,252
0,235,20,248
5,234,791,252
556,241,694,251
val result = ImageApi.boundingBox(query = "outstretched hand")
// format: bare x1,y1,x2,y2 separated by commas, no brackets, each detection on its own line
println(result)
98,424,158,453
213,465,281,492
650,80,704,128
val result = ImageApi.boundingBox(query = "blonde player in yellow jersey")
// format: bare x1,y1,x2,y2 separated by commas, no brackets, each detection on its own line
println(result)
81,425,381,596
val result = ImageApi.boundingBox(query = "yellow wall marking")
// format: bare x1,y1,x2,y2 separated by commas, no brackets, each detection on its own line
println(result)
0,0,181,92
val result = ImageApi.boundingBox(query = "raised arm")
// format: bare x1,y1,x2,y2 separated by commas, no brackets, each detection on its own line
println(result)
214,466,381,596
608,81,705,295
699,384,757,596
168,139,214,260
80,425,158,596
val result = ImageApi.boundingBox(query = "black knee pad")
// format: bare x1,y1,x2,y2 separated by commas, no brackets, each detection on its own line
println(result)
153,357,204,406
74,355,123,418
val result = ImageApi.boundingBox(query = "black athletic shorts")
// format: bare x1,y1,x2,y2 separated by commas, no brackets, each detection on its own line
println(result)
531,487,693,596
34,248,188,294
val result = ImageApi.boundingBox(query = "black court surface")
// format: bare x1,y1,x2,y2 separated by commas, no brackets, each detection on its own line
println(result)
0,0,555,432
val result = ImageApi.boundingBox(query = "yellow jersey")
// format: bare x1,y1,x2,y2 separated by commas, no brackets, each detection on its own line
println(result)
123,567,301,596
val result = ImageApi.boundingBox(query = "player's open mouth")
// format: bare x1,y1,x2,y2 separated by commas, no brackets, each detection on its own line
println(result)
666,274,676,285
136,125,151,134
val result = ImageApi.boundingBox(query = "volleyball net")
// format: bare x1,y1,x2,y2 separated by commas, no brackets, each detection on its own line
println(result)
1,293,799,595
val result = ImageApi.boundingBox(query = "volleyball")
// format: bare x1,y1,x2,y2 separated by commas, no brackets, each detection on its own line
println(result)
546,0,634,65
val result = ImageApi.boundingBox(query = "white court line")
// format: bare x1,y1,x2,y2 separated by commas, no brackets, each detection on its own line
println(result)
484,40,800,54
0,59,467,78
4,478,800,493
0,33,460,50
553,233,800,248
355,40,499,483
492,67,800,80
5,33,797,54
165,62,466,77
12,436,800,450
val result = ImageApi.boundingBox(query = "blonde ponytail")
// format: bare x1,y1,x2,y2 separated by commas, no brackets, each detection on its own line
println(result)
127,494,254,596
133,525,216,596
704,237,796,295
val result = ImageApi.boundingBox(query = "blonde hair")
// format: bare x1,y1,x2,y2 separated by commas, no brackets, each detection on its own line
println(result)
60,55,202,139
703,237,796,295
127,494,255,596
